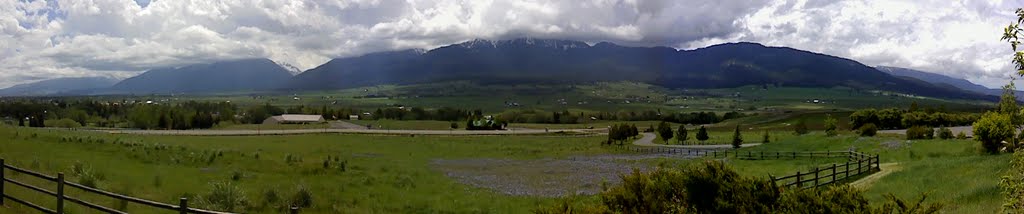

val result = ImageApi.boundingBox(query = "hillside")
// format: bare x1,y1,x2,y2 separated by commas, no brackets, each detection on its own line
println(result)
288,38,991,101
877,66,1022,100
109,58,294,93
0,77,118,96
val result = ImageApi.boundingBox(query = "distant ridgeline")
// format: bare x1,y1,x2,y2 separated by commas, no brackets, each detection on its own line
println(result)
286,38,992,101
0,39,996,102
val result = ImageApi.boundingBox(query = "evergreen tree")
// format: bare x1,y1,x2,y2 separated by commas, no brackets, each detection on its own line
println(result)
732,125,743,149
696,126,710,143
677,125,688,144
656,121,673,142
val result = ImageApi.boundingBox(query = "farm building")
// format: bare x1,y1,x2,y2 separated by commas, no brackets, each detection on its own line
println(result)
263,114,326,124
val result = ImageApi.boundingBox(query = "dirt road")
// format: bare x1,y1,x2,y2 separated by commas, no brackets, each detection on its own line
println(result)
631,133,762,149
877,126,973,137
95,127,598,136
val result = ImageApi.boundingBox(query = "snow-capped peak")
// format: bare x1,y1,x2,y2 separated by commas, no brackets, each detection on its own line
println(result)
273,61,303,75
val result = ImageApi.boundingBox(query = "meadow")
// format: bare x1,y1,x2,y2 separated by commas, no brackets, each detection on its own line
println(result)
0,122,1009,213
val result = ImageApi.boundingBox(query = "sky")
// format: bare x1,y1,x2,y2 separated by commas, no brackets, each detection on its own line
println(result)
1,0,1023,89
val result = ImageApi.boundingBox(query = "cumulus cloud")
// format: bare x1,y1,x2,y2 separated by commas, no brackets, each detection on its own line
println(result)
0,0,1020,89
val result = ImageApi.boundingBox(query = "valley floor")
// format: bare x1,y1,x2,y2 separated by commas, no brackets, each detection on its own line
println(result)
0,126,1007,213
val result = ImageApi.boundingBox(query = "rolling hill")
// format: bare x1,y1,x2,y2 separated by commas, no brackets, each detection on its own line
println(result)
288,38,992,101
109,58,294,93
877,66,1022,100
0,77,118,96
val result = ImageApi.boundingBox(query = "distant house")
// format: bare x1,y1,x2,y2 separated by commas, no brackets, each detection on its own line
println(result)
349,115,360,120
263,114,326,124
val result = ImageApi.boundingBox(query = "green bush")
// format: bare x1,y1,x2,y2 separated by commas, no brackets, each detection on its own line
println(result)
974,112,1014,154
824,114,838,137
956,132,968,140
289,185,314,208
859,123,878,137
200,181,249,212
906,126,933,140
793,119,809,135
535,161,942,213
44,118,82,128
937,127,954,139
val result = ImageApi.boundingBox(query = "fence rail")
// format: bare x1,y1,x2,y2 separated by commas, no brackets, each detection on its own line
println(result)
0,158,300,214
619,146,881,189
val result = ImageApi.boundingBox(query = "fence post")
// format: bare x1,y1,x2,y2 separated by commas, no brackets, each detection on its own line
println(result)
1,158,4,206
857,159,862,174
179,198,188,214
831,163,837,183
813,167,820,187
57,173,64,214
875,155,881,171
845,161,850,178
291,206,299,214
760,151,764,160
796,171,802,188
792,151,796,159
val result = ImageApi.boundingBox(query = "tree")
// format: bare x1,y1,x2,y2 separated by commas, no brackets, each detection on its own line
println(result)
732,125,743,149
824,114,838,137
937,126,954,139
859,123,878,137
974,112,1014,154
793,119,809,135
656,121,673,143
762,131,770,144
909,101,919,112
696,126,710,143
677,125,689,144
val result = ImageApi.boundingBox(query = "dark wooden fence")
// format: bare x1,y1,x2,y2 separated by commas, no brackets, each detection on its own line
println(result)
0,158,301,214
619,146,881,189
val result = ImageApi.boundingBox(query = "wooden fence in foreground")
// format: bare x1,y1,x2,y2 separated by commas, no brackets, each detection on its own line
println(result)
621,147,881,189
0,158,299,214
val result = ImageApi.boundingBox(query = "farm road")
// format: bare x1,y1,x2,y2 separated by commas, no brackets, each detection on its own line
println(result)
877,126,974,137
631,133,762,149
95,127,600,136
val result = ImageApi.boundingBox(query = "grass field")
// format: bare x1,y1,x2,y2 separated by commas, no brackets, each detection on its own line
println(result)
0,125,622,213
729,132,1008,213
0,124,1010,213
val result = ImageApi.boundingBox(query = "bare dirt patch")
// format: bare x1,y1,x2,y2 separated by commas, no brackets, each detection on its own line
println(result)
431,153,701,197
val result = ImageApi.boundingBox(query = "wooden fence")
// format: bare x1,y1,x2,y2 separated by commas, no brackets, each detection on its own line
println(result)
0,158,300,214
620,146,881,189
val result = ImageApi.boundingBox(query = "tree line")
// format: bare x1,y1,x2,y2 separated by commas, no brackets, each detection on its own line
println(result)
849,108,979,130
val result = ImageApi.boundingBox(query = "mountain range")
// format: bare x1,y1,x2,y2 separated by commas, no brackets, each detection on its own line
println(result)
107,58,294,94
0,38,1003,101
0,77,118,96
877,66,1021,101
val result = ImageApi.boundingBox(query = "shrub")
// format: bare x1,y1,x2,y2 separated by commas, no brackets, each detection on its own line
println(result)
289,185,314,208
956,132,968,140
536,161,942,213
905,126,933,140
859,123,878,137
937,127,954,139
762,131,770,144
201,182,248,212
793,119,809,135
824,114,838,137
44,118,82,129
974,112,1014,154
263,188,281,205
